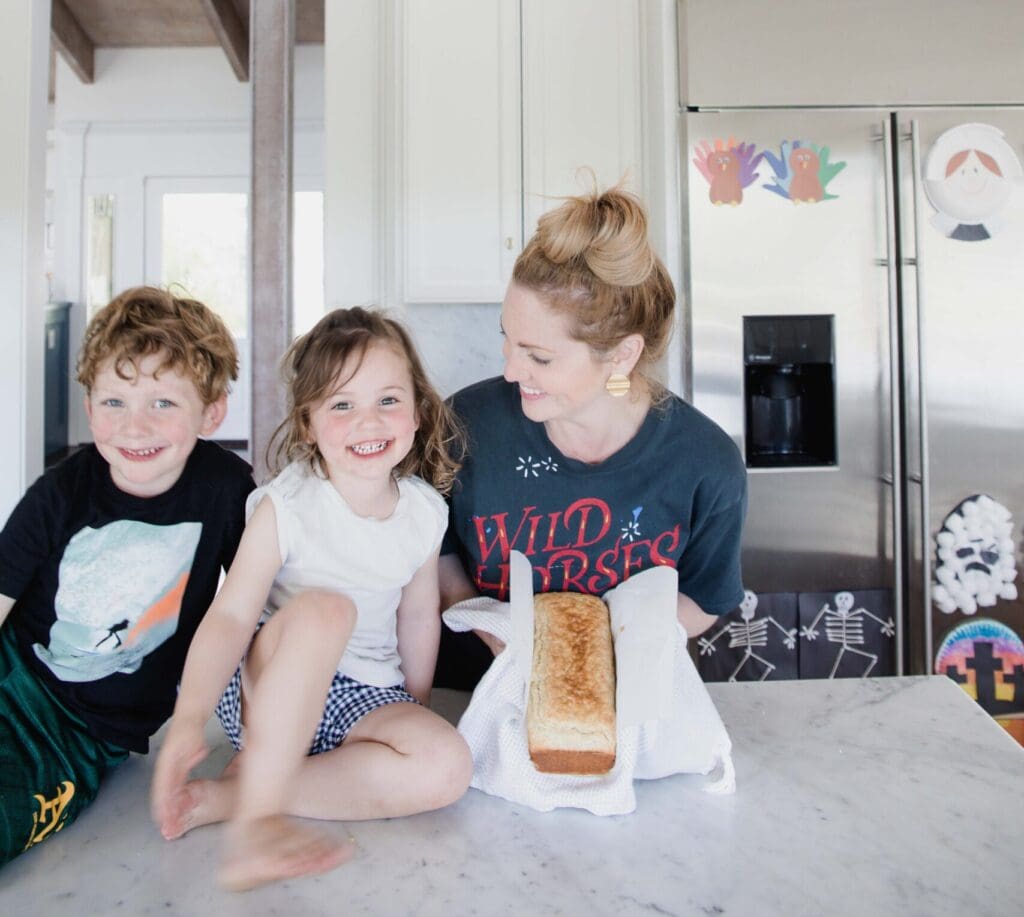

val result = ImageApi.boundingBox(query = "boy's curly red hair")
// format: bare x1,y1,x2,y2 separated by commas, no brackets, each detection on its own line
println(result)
76,286,238,405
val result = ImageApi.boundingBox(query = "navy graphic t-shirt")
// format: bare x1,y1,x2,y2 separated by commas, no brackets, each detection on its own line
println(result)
443,377,747,612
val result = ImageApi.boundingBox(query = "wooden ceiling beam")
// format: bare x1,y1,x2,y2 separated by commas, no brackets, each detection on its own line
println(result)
199,0,249,81
51,0,94,84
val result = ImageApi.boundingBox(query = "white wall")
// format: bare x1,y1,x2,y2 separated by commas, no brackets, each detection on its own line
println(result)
0,0,49,523
680,0,1024,107
53,45,325,445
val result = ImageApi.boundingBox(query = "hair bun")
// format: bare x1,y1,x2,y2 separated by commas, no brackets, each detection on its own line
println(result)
536,186,655,287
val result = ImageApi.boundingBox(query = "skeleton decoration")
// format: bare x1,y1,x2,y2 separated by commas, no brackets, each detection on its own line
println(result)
698,590,797,682
800,591,895,679
933,494,1018,615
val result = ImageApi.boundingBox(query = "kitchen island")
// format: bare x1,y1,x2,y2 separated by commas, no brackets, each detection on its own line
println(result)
1,675,1020,916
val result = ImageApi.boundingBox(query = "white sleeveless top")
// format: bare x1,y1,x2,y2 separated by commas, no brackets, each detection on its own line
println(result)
247,461,447,687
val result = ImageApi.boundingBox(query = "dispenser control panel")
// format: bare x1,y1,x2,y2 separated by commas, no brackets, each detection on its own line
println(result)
742,315,836,468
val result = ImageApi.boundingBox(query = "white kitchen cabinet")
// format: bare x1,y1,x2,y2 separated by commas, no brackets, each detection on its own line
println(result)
405,0,642,303
521,0,643,243
401,0,522,303
327,0,644,308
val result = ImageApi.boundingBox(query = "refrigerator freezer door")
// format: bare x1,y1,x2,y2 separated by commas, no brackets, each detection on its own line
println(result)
899,110,1024,690
686,111,897,600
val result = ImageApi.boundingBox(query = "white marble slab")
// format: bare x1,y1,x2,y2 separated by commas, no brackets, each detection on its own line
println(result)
401,302,504,397
1,676,1021,916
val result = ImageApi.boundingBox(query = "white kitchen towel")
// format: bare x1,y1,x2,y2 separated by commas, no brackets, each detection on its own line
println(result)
443,594,735,816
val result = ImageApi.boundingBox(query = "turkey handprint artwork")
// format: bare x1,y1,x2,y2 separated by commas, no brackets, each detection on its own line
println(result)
763,140,846,203
693,138,764,206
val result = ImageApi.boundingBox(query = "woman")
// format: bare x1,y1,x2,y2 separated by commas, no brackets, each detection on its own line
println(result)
436,184,746,690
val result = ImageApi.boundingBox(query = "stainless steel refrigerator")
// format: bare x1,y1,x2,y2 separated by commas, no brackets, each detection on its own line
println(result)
683,108,1024,721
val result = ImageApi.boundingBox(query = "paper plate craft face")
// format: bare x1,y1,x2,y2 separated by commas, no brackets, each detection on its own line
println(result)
923,122,1022,241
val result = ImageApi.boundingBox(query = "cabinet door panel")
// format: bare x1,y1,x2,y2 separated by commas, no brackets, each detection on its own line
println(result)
403,0,520,303
522,0,642,233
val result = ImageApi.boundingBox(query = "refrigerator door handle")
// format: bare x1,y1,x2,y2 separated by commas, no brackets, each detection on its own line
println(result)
908,119,933,672
881,116,905,675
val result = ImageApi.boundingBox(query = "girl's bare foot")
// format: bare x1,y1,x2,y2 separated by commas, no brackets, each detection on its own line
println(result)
159,778,235,840
218,815,356,892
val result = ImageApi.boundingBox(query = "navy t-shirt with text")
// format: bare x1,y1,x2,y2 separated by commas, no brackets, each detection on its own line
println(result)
443,377,747,613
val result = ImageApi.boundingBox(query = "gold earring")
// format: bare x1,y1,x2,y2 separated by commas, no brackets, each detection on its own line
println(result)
606,373,630,397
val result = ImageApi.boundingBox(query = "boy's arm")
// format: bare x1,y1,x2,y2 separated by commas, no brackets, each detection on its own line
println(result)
0,471,66,633
151,497,282,834
396,548,442,707
0,594,14,630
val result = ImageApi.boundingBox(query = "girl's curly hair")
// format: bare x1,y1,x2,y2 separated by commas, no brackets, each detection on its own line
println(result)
268,307,463,494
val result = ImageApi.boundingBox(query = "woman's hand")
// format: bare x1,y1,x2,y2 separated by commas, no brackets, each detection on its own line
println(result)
439,555,506,655
677,593,717,638
150,715,209,840
474,628,506,657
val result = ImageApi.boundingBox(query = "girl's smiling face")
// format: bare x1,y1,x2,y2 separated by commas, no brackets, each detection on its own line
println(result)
306,342,419,490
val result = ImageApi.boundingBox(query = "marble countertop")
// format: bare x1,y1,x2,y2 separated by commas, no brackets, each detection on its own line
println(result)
2,676,1021,916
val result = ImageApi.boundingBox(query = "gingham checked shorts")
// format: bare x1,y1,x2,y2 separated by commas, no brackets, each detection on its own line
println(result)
214,664,418,755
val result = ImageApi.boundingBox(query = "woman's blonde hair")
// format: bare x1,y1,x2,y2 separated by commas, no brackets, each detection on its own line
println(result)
512,179,675,398
267,307,462,494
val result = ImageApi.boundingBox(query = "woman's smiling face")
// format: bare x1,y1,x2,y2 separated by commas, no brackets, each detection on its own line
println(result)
500,283,611,426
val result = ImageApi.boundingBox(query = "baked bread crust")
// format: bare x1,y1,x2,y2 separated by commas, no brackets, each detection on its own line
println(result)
526,592,616,775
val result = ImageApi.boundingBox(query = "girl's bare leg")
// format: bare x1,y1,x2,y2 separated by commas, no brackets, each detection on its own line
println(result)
281,702,473,821
218,590,358,891
166,599,471,887
168,700,472,836
169,698,472,840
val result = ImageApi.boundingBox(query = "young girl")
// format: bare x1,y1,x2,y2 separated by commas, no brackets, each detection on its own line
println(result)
151,308,473,891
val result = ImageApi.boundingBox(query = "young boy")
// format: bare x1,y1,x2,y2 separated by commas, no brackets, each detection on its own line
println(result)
0,287,255,866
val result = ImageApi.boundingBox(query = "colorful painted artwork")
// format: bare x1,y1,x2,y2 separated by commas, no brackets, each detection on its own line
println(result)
935,618,1024,716
692,138,764,206
762,140,845,203
923,122,1023,241
933,495,1018,616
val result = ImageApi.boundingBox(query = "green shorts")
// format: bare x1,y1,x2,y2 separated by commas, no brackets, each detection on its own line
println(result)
0,627,129,866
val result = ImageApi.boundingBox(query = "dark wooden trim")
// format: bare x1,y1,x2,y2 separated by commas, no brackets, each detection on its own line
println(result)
199,0,249,82
51,0,94,84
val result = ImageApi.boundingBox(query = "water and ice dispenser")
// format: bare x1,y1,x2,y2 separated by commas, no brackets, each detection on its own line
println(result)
743,315,836,468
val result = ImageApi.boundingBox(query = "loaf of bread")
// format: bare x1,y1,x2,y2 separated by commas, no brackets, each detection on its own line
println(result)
526,592,616,775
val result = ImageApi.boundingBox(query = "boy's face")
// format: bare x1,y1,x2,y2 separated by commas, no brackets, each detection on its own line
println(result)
85,353,226,498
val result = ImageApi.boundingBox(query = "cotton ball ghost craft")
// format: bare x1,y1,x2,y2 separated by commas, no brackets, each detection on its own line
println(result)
693,138,764,206
933,494,1019,615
